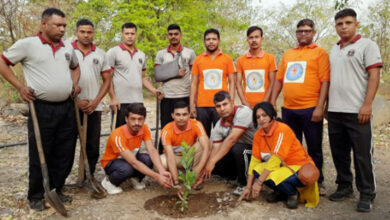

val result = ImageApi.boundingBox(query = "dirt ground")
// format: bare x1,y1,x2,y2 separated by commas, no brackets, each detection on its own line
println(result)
0,98,390,220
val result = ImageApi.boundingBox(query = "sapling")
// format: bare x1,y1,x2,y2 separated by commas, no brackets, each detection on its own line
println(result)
174,141,197,212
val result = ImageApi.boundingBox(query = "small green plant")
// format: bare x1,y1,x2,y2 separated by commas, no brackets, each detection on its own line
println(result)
174,141,197,212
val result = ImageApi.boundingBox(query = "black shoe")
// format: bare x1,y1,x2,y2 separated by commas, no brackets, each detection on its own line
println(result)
266,191,286,203
286,195,298,209
57,192,72,204
329,186,353,201
357,194,375,212
29,199,46,211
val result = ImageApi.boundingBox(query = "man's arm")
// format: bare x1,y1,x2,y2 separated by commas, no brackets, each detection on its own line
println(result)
108,81,120,112
164,144,180,184
228,73,236,101
270,80,283,110
311,81,329,122
193,135,210,176
358,67,380,124
190,74,199,118
0,58,34,102
142,70,163,99
263,71,276,102
144,140,169,175
82,71,112,114
236,72,250,107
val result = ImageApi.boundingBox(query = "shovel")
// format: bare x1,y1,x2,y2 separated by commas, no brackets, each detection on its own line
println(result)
29,101,68,217
155,95,160,150
111,109,117,131
74,102,106,199
74,100,84,187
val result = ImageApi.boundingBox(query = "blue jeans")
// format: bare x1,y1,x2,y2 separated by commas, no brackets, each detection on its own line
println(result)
254,170,304,196
104,153,152,186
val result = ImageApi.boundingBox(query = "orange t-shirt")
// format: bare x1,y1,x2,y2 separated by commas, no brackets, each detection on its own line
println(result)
100,124,152,168
252,120,313,166
191,50,235,107
161,119,206,147
236,51,277,107
276,43,330,109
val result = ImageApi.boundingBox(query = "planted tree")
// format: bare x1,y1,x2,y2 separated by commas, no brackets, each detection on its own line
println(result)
174,141,197,212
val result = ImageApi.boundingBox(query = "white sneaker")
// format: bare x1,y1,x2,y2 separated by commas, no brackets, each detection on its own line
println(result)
130,177,146,190
233,186,245,196
101,177,123,195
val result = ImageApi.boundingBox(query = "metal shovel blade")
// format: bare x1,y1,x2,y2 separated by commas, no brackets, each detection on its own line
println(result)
45,189,68,217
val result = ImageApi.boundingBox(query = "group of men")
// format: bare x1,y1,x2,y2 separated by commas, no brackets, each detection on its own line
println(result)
0,6,381,213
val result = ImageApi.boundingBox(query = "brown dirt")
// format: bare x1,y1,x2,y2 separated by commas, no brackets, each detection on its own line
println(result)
144,191,237,218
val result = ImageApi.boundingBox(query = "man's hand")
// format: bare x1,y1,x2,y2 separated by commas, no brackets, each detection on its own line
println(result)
190,105,197,119
83,100,99,115
19,87,35,102
77,99,89,110
154,90,164,100
156,173,173,189
160,170,173,187
251,180,262,199
178,68,186,77
358,103,372,124
72,84,81,97
238,187,251,201
311,106,323,122
201,160,215,180
109,98,120,113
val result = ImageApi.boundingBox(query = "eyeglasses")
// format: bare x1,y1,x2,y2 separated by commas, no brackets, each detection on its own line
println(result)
296,29,313,34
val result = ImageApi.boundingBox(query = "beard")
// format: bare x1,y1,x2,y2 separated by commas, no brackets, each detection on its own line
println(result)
206,46,218,53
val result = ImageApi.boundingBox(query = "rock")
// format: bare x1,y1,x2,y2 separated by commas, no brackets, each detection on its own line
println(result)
0,208,13,216
0,98,7,110
2,103,28,116
216,198,222,203
372,96,390,127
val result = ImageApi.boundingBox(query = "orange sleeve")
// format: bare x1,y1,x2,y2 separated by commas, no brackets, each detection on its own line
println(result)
110,131,127,153
236,57,243,74
194,121,207,138
226,56,235,74
269,54,277,73
161,127,172,146
317,49,330,82
251,131,262,160
143,125,152,141
276,54,286,82
191,56,200,76
272,126,295,161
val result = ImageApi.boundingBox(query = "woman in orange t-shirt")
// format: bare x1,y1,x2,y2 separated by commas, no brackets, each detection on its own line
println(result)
238,102,319,209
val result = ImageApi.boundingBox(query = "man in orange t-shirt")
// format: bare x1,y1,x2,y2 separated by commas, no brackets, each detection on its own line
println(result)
190,28,235,137
160,101,210,189
100,103,172,194
270,19,330,194
236,26,277,108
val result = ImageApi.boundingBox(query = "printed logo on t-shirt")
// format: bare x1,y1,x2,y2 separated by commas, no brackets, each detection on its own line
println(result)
203,69,223,90
347,49,355,56
138,58,143,65
93,58,99,64
245,69,265,93
261,152,271,162
65,53,71,61
284,61,307,83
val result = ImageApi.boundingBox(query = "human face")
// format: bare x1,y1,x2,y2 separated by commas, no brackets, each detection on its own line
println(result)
41,14,66,43
204,33,220,53
122,27,137,47
296,25,315,47
125,112,145,135
75,25,94,46
247,29,263,50
214,98,234,119
168,29,182,46
172,107,190,129
256,108,272,130
335,16,358,41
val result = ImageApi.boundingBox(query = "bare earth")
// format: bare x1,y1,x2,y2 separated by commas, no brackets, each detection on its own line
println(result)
0,98,390,220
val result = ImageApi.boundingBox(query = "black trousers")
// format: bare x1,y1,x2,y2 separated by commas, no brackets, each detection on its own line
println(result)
196,107,220,137
111,103,142,129
78,111,101,175
27,98,77,201
328,112,376,197
213,143,252,186
157,97,189,154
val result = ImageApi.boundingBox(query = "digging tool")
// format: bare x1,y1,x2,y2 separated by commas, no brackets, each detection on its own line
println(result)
155,95,160,150
29,101,68,217
111,109,117,131
74,100,85,187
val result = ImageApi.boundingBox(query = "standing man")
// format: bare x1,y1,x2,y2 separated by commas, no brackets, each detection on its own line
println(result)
100,103,173,194
155,24,196,153
270,19,330,195
0,8,80,210
190,28,235,137
72,18,112,176
199,91,256,195
327,8,381,212
108,22,162,128
160,101,210,188
236,26,277,108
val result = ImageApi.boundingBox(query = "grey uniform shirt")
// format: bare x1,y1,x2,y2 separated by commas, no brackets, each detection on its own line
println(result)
154,45,196,98
107,43,146,104
2,33,78,102
328,35,383,113
72,41,111,111
212,105,256,145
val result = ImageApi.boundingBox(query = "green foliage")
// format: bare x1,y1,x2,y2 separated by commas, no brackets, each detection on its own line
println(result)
174,141,197,212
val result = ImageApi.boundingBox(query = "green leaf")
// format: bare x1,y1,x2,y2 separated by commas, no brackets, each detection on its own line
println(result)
180,158,187,169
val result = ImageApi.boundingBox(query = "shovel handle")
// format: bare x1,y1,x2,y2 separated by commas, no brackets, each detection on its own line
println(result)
74,100,85,183
112,111,117,131
155,96,160,150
